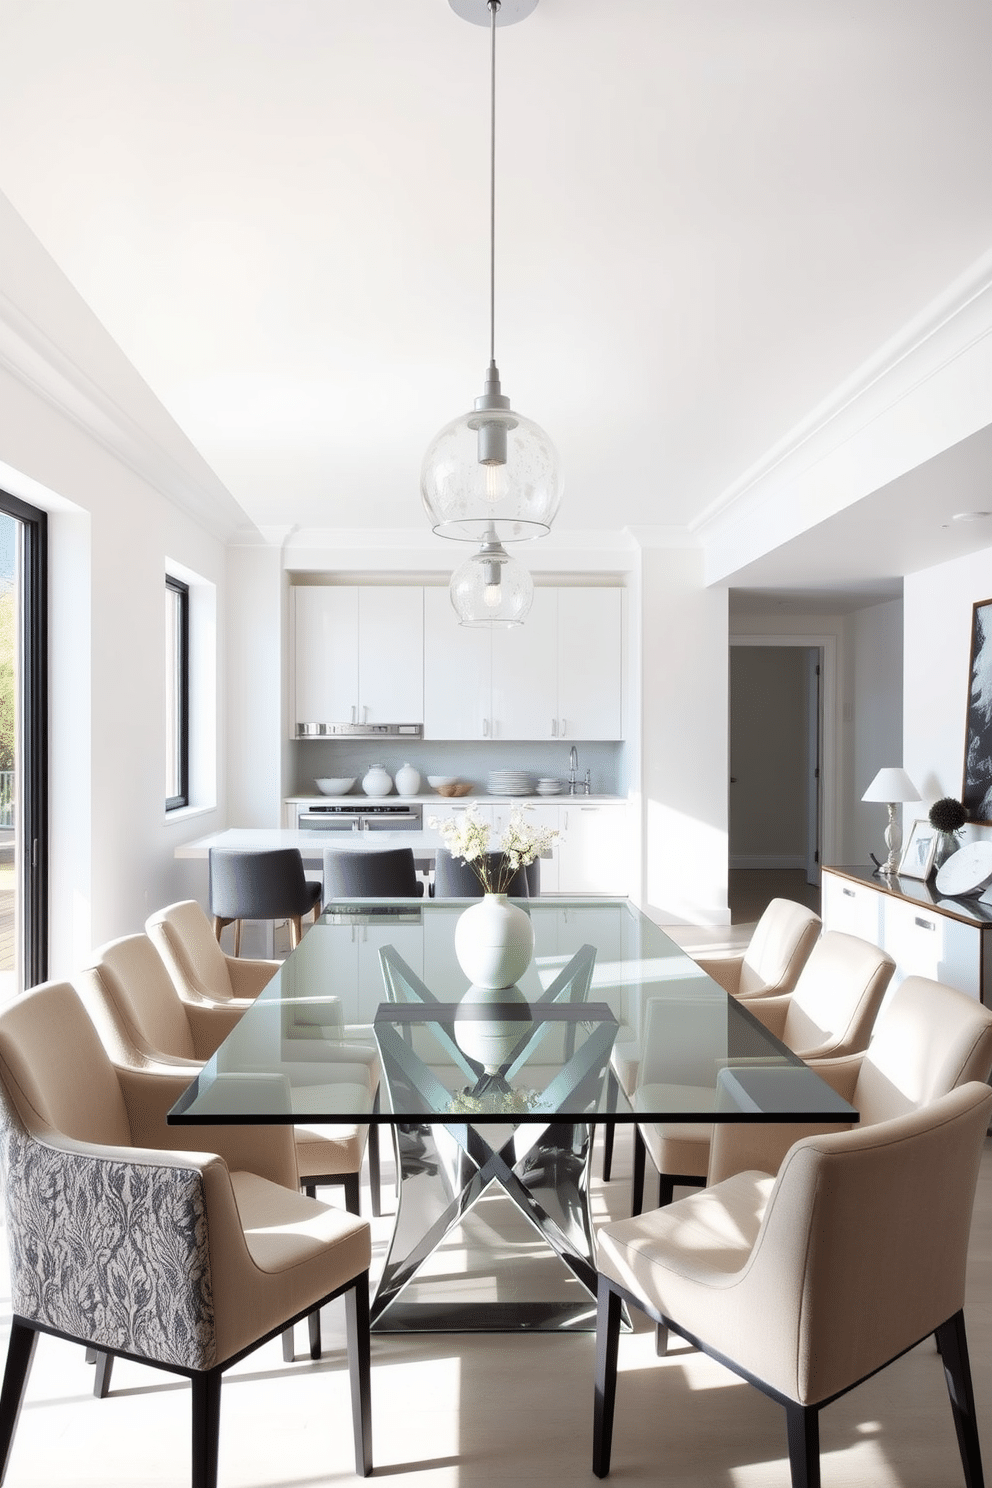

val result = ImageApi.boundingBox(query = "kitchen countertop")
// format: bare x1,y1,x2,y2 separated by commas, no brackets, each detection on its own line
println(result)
175,828,442,862
286,792,626,805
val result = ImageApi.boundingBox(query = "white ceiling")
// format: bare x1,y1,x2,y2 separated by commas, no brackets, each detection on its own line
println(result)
0,0,991,588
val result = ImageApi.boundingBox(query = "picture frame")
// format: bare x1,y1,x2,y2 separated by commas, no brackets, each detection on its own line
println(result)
898,819,938,880
963,597,992,825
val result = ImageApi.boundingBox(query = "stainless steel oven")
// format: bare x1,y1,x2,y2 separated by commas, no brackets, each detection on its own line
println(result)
298,802,423,831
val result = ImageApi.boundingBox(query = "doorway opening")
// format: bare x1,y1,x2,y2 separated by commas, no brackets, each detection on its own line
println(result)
0,491,48,995
728,641,825,925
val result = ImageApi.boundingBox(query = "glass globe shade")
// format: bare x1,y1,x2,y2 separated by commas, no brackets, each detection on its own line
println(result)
449,543,534,627
422,405,562,542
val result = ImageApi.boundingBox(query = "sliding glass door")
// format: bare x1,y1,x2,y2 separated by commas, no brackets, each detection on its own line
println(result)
0,491,47,994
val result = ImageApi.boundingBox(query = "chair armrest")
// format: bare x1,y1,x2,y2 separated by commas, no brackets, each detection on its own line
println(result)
743,995,790,1040
185,1001,247,1061
225,956,279,1000
694,955,743,996
801,1051,862,1103
116,1064,299,1188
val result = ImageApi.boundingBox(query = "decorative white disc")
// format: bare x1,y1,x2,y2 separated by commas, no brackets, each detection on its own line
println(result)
935,841,992,897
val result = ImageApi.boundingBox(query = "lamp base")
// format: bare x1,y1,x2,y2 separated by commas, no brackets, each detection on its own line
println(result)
881,804,903,874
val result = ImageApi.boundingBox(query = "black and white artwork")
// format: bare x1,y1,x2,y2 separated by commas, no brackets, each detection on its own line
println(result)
963,598,992,824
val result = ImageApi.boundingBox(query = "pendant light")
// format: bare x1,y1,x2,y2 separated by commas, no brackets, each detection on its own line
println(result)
449,525,534,627
422,0,562,548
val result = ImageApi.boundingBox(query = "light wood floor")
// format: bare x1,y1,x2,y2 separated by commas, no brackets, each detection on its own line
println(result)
0,1123,989,1487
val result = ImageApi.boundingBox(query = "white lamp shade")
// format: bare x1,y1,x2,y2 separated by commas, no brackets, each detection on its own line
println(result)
861,767,921,804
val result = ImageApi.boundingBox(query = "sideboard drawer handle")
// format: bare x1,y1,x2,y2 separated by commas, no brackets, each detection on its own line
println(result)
842,888,855,898
914,917,935,931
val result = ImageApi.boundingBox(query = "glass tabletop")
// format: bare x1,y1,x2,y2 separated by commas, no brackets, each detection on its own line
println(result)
168,898,857,1127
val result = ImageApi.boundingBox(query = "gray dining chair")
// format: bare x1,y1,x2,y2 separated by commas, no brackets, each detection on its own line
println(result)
209,847,322,955
322,846,424,900
432,848,530,898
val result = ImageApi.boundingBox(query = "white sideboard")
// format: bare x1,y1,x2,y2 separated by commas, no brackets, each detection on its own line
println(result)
821,865,992,1004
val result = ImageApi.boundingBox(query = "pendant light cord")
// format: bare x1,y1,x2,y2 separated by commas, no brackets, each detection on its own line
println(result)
489,0,499,366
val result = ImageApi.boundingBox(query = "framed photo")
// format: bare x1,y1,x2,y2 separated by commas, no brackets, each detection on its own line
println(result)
899,819,938,880
963,597,992,824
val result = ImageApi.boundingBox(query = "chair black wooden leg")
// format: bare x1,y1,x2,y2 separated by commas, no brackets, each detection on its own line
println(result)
191,1368,222,1488
93,1350,114,1398
345,1276,373,1477
658,1174,676,1207
631,1128,646,1215
655,1322,670,1357
593,1278,623,1478
368,1124,381,1218
0,1320,37,1484
936,1311,985,1488
785,1402,820,1488
602,1121,616,1181
308,1307,322,1361
343,1172,361,1215
281,1326,295,1363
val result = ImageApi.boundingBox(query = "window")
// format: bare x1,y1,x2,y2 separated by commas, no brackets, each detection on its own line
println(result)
0,490,47,992
165,575,189,810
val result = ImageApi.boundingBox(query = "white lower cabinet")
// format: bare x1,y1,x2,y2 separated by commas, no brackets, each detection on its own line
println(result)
558,802,628,895
821,867,992,1004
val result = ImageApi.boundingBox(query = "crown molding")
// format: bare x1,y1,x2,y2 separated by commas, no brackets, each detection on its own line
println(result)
692,249,992,551
0,289,251,541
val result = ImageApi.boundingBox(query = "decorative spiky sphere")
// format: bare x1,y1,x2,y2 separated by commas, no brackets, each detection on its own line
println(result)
929,796,967,833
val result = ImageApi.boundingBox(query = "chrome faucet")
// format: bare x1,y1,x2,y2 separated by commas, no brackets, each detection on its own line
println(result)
568,746,578,795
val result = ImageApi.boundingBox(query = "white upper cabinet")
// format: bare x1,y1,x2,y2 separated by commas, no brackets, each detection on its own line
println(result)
490,588,558,740
424,584,624,741
557,588,623,741
423,587,492,739
292,586,424,730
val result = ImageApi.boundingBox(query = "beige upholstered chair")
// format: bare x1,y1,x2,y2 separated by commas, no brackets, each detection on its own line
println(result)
630,930,895,1215
77,933,381,1286
694,898,821,999
146,899,279,1006
600,901,820,1184
0,980,373,1487
708,973,992,1186
594,1081,992,1488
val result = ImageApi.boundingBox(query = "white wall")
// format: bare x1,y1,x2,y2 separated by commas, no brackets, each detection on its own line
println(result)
850,598,904,865
639,548,729,925
905,547,992,841
0,195,242,975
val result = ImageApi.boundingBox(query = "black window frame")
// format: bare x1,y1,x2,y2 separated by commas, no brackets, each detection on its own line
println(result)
165,574,190,812
0,488,48,988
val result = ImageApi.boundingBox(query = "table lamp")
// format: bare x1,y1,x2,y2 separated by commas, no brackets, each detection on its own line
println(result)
861,767,921,874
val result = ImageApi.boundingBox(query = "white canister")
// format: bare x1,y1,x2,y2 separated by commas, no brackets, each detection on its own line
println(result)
395,762,421,797
362,764,393,797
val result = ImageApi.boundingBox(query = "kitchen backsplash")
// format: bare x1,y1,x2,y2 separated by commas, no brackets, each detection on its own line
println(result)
290,739,626,796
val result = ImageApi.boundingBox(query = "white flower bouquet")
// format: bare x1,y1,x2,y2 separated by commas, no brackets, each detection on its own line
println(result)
429,805,558,895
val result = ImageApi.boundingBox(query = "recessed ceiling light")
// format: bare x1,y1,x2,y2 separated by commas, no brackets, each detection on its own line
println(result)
951,511,992,522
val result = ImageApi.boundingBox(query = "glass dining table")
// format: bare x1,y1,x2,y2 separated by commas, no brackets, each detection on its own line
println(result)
169,897,856,1333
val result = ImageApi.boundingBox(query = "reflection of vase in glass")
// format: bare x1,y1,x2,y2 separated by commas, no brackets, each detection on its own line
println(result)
454,892,534,989
453,983,533,1074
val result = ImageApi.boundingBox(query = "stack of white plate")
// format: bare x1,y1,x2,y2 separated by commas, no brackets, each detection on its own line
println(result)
536,777,562,795
487,769,535,796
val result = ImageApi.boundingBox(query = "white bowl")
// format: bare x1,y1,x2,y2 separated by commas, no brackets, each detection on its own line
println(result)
427,775,458,789
315,778,356,796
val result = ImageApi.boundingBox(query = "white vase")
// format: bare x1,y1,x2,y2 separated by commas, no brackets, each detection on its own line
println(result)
362,764,392,797
454,893,534,990
454,982,533,1073
395,762,421,796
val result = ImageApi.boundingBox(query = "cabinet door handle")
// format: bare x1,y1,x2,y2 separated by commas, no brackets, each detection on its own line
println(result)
363,705,369,725
551,718,558,737
350,705,356,725
842,888,855,898
914,917,935,931
561,718,567,737
483,717,490,738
